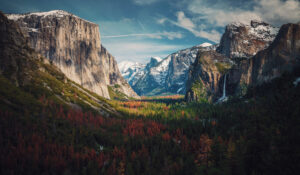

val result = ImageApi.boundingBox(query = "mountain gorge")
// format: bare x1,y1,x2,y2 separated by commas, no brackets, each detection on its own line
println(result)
7,10,139,99
121,20,281,99
1,6,300,175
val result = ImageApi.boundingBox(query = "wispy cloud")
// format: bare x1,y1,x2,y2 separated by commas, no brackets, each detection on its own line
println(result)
102,31,183,40
158,11,222,43
132,0,160,5
102,40,187,63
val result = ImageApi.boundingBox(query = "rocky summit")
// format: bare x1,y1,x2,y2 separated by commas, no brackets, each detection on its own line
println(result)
6,10,139,99
217,20,279,58
226,22,300,97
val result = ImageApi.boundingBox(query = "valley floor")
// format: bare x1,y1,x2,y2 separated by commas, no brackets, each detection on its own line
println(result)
1,71,300,175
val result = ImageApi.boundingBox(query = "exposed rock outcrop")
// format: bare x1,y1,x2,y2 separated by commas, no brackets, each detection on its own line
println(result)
217,20,278,58
185,21,300,103
0,11,39,86
226,23,300,96
6,10,139,99
185,51,233,102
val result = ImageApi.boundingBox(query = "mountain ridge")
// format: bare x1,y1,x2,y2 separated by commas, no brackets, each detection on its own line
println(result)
127,43,217,96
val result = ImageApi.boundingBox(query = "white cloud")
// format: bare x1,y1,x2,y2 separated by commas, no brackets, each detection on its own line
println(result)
158,11,222,43
176,11,195,29
187,0,261,27
102,31,183,40
254,0,300,26
132,0,160,5
187,0,300,27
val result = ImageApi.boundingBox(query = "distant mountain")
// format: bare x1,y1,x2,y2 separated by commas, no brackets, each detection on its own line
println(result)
217,20,279,58
130,43,216,96
6,10,139,99
118,61,146,87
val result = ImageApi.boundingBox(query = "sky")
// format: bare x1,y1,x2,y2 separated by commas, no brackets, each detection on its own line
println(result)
1,0,300,63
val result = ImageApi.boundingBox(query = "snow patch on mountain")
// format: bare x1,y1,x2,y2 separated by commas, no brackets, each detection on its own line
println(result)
7,10,96,24
218,20,279,58
198,42,212,47
118,61,145,86
150,56,171,84
130,43,218,95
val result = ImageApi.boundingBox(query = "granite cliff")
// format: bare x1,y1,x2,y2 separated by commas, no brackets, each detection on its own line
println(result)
7,10,139,99
185,51,233,102
0,11,118,115
217,20,278,58
226,22,300,96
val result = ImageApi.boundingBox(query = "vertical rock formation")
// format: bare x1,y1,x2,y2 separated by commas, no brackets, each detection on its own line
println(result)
0,11,38,87
6,10,139,99
185,51,233,102
217,20,278,58
185,21,300,103
226,23,300,96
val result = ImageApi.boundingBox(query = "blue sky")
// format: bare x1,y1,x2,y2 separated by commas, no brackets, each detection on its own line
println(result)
1,0,299,63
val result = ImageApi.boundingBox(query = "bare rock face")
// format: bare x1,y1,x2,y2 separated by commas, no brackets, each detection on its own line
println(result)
0,11,39,87
217,20,279,58
6,10,139,99
226,23,300,96
185,51,233,102
100,46,140,98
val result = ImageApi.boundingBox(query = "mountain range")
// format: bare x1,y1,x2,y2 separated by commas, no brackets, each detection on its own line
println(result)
120,20,281,98
119,43,217,96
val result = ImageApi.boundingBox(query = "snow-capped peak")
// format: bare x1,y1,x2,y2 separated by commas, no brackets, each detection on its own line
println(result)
118,61,146,87
6,10,96,24
7,10,70,20
118,61,144,73
198,42,213,48
151,56,162,62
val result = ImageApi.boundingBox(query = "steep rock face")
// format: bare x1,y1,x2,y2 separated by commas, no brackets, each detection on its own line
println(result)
6,10,139,99
226,23,300,96
100,46,140,98
0,11,39,86
217,20,278,58
131,57,161,95
185,51,233,102
132,43,216,95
